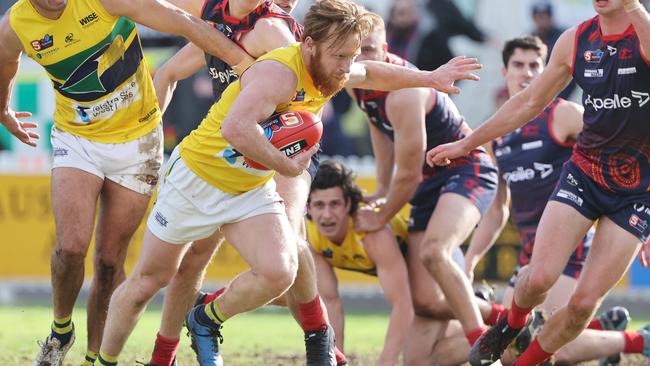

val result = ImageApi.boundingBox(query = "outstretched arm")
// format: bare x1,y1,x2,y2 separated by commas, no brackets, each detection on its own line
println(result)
101,0,254,74
0,12,39,147
346,56,481,94
427,28,576,166
153,42,206,113
364,229,413,366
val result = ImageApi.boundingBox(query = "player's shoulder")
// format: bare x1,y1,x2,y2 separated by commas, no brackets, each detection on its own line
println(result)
253,16,290,32
554,98,584,116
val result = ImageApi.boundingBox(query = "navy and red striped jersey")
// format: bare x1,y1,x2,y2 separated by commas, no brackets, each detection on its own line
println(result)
352,52,474,176
201,0,302,100
493,98,574,226
571,16,650,194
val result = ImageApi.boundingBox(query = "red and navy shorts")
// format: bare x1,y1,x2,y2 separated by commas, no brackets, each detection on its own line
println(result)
408,152,498,232
507,224,593,287
549,160,650,243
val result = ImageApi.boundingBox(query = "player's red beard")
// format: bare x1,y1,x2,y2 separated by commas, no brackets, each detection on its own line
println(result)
309,46,348,98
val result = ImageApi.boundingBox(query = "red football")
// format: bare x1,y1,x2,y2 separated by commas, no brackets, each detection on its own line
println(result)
245,110,323,170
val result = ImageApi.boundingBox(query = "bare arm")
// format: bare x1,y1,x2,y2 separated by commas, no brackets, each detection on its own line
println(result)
551,100,584,143
101,0,253,73
312,251,345,352
427,28,576,165
368,122,395,201
625,0,650,58
346,56,481,94
376,89,427,224
242,17,297,57
153,42,206,113
221,60,316,177
465,174,510,279
0,11,39,147
363,229,413,366
165,0,203,16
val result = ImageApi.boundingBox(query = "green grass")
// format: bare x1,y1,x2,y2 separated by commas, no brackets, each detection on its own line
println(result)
0,305,387,365
2,306,649,365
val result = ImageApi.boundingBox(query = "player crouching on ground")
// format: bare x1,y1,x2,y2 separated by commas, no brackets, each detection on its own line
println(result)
306,160,413,366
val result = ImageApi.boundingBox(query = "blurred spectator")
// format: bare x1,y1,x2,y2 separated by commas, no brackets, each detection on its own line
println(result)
530,2,577,99
386,0,421,60
531,2,562,53
417,0,486,71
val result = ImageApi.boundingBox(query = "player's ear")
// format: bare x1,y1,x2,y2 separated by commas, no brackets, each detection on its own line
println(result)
304,36,315,52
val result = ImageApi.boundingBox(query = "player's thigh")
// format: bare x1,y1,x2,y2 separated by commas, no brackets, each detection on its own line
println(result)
51,167,104,251
221,212,298,274
132,227,190,286
573,217,643,301
94,179,151,258
274,170,311,231
527,201,594,283
422,193,481,252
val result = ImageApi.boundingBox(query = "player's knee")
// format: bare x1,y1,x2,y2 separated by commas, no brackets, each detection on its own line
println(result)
419,243,448,271
53,245,86,266
94,256,125,284
412,296,450,319
257,258,298,295
524,267,555,295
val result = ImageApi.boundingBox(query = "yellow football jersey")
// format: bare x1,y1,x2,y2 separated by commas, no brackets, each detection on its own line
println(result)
180,43,330,194
307,213,409,275
9,0,160,143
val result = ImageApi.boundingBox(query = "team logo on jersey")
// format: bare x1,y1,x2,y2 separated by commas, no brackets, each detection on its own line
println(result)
322,248,333,258
619,48,633,60
58,34,129,96
629,214,648,233
31,34,54,51
584,49,603,63
207,21,233,37
607,45,617,56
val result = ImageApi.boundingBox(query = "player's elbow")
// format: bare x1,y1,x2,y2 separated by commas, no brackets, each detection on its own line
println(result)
395,169,422,188
221,118,244,146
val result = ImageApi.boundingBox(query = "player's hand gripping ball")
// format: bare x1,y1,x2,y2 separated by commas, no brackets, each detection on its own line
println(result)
245,110,323,170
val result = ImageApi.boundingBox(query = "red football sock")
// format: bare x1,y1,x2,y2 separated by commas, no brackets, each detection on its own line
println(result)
514,338,553,366
486,304,509,326
149,333,180,366
299,295,328,332
203,287,226,305
465,326,488,346
623,331,645,353
334,345,347,364
587,318,603,330
507,299,532,329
